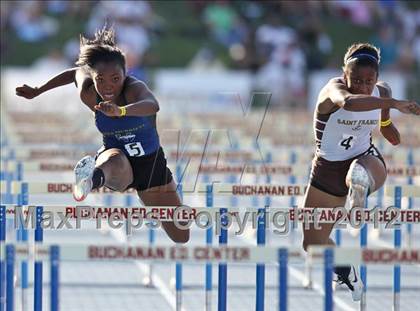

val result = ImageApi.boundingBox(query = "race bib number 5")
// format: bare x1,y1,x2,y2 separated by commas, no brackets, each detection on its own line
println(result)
124,142,145,157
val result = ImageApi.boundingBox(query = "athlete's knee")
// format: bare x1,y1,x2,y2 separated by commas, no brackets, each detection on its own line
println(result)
302,238,317,252
347,157,386,195
106,153,132,177
99,158,131,191
171,228,190,244
107,151,129,168
302,236,329,252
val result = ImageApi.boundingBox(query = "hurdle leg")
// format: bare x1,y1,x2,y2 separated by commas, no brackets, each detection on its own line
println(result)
1,206,6,311
360,222,367,311
20,226,28,311
6,245,14,311
288,151,297,245
302,192,313,289
146,228,155,287
256,166,271,311
360,189,369,311
324,248,333,311
217,174,237,311
205,184,213,311
2,172,12,244
175,177,183,311
370,187,383,240
278,248,288,311
175,262,182,311
405,191,413,248
289,175,297,245
205,253,212,311
393,187,402,311
252,173,264,311
218,207,228,311
255,206,266,311
405,151,414,248
303,252,313,289
50,246,59,311
34,207,43,311
334,230,341,247
264,152,272,247
405,197,412,248
17,184,29,311
145,185,156,287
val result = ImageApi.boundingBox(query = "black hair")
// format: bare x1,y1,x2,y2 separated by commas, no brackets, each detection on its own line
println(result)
343,43,381,73
76,26,126,72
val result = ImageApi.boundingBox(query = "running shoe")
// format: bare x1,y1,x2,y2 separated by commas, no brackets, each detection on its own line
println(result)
348,163,370,209
73,155,95,201
336,265,364,301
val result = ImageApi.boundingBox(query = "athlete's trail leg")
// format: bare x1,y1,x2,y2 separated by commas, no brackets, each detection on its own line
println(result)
138,179,190,243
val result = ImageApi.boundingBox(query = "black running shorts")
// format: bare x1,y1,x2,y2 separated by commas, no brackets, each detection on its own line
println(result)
309,145,385,197
96,146,173,192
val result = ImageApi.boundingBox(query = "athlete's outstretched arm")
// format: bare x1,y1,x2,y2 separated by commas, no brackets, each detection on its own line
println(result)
16,67,78,99
327,80,420,115
95,79,159,117
377,82,400,145
123,80,159,116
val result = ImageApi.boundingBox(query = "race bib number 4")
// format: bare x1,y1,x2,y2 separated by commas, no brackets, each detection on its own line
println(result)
339,135,356,150
124,142,145,157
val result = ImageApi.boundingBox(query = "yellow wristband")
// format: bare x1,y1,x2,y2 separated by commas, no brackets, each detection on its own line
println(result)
119,106,127,117
380,119,392,127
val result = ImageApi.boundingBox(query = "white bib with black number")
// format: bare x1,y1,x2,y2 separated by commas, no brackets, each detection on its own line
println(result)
124,142,145,157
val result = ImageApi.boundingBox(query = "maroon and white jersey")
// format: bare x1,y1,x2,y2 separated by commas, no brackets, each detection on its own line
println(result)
314,86,381,161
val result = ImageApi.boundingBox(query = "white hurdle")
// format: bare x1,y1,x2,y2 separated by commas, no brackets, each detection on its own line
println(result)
1,242,419,311
0,180,308,311
1,178,419,311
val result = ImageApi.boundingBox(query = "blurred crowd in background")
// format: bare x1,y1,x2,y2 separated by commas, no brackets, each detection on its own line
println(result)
1,0,419,107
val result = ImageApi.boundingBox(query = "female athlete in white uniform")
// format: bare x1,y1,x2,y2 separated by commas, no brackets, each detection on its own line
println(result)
302,43,420,301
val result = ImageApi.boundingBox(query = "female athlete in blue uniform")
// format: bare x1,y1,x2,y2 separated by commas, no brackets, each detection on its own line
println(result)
16,27,189,243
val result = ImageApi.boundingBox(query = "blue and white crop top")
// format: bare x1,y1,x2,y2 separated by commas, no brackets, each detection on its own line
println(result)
94,78,160,157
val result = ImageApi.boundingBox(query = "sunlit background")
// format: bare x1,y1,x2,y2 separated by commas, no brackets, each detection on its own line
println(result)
2,0,419,108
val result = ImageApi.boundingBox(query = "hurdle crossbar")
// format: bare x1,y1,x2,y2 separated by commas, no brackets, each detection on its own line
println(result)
1,244,419,311
384,185,420,197
1,204,420,225
1,181,309,197
3,160,420,177
2,182,419,198
2,244,419,265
